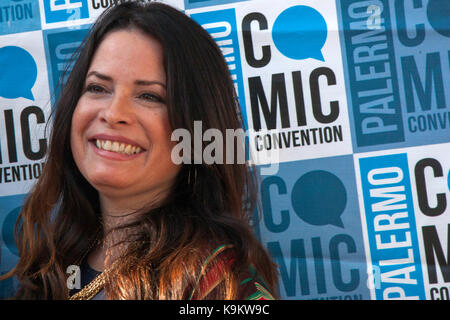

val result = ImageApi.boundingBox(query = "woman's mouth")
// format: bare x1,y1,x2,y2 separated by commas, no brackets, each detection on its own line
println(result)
94,139,143,155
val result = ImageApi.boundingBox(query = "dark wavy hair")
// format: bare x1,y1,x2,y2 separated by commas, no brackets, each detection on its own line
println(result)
1,2,278,299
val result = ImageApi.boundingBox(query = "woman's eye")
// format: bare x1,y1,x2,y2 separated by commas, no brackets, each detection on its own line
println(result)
85,84,107,94
139,93,165,103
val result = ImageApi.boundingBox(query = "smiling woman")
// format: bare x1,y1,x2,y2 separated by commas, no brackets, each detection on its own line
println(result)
0,2,279,300
70,29,180,216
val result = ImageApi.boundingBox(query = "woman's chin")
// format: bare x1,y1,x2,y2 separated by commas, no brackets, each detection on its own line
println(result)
89,176,133,196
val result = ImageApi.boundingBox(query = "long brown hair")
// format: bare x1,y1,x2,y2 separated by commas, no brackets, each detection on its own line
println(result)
1,2,278,299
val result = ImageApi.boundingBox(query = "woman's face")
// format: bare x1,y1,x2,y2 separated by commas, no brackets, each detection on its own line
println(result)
70,29,180,212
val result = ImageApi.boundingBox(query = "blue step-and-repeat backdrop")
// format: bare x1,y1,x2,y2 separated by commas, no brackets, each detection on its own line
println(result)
0,0,449,300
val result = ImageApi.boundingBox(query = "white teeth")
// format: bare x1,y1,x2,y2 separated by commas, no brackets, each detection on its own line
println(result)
95,139,142,155
103,140,111,151
112,141,119,152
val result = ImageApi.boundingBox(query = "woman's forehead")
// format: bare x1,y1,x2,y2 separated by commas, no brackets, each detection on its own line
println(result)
88,29,166,83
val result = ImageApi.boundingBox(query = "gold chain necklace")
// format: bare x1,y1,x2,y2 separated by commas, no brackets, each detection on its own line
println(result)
68,227,109,300
68,269,108,300
68,259,119,300
68,229,145,300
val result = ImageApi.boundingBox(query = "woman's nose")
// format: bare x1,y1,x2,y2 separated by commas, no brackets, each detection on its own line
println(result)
100,92,134,125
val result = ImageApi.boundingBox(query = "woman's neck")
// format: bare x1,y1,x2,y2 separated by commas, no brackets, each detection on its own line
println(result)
89,190,169,271
88,199,142,272
88,215,137,272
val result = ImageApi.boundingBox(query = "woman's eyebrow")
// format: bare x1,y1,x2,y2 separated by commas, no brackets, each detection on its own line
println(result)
86,70,166,88
86,70,112,82
134,79,166,89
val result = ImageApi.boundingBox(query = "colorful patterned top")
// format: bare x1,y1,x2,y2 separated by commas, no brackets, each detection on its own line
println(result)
70,244,275,300
186,244,275,300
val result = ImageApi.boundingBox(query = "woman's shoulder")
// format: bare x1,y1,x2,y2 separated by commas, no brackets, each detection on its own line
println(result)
187,244,276,300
